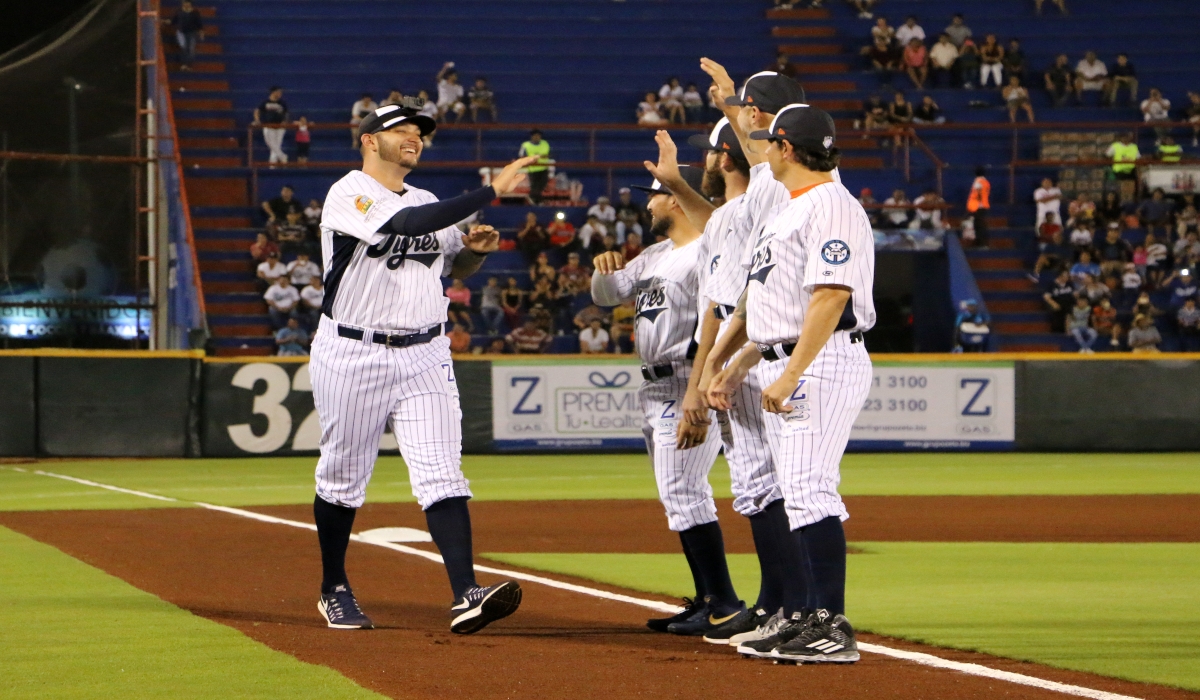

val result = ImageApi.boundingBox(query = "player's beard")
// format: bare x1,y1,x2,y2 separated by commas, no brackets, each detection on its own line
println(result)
649,214,672,240
378,137,421,169
702,162,726,200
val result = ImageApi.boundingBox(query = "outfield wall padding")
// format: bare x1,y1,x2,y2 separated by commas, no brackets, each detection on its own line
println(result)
0,357,36,456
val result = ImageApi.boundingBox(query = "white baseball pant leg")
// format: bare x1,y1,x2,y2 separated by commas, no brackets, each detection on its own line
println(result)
310,317,472,509
638,372,722,532
756,333,872,531
718,327,784,517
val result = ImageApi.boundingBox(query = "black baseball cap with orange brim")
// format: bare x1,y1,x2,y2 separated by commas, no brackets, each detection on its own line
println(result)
723,71,807,114
748,103,837,154
686,117,746,162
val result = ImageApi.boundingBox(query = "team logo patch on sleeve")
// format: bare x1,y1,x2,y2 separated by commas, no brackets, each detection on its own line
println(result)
353,195,375,215
821,240,850,265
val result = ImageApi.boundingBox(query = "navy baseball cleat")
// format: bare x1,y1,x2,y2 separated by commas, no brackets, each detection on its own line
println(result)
450,581,522,634
667,596,746,636
647,597,705,633
702,607,773,644
771,609,861,664
318,584,374,629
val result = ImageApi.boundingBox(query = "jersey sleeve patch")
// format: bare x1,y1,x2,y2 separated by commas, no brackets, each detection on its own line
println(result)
820,239,851,265
353,195,375,216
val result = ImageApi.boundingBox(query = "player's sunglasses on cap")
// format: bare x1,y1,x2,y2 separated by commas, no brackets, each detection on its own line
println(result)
629,164,705,197
686,117,746,160
356,101,437,140
723,71,807,114
749,103,837,154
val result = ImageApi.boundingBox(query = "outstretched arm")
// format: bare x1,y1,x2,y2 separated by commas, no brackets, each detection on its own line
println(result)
643,130,716,230
379,156,538,237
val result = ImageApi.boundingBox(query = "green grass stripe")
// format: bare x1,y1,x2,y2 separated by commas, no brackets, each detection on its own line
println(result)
0,525,383,700
485,543,1200,692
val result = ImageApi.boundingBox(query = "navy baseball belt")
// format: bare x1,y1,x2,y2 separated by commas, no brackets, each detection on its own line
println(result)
337,324,441,348
641,363,675,381
758,330,863,361
712,304,736,320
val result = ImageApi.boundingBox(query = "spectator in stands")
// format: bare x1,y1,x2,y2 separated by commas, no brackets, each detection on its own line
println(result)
768,52,798,78
1081,273,1109,305
1138,189,1173,239
1092,297,1117,343
858,188,880,226
895,16,925,46
847,0,878,20
610,299,635,353
1066,295,1098,353
1106,54,1138,106
547,212,577,249
528,301,555,335
1038,211,1064,244
252,87,289,164
1096,191,1122,229
349,93,377,147
1127,314,1161,353
485,338,507,354
864,37,900,86
615,188,645,243
659,78,685,124
380,89,404,107
168,0,204,71
1034,178,1063,227
1003,39,1026,84
468,77,497,122
445,278,474,332
622,231,644,261
1043,269,1077,332
478,277,504,335
578,215,609,251
954,299,990,352
415,90,438,147
1122,262,1143,293
967,166,991,247
1158,135,1182,163
1069,220,1095,251
1032,227,1071,281
529,251,556,285
261,185,299,225
913,95,945,124
275,317,309,356
587,196,617,229
682,83,705,124
870,17,895,46
287,251,321,286
1067,192,1096,229
1144,233,1168,287
1175,230,1200,259
1035,0,1068,15
1003,75,1035,123
578,318,610,354
956,41,980,90
888,91,914,126
637,92,667,125
574,302,610,331
257,251,287,290
903,39,929,89
929,34,958,88
1044,54,1076,107
1070,250,1101,289
447,323,472,354
264,276,300,329
293,116,311,163
1098,223,1133,275
979,35,1005,88
911,189,947,231
299,276,323,331
435,63,466,122
1141,88,1171,123
500,277,525,330
1165,267,1199,310
518,130,552,204
558,252,592,295
1177,196,1199,237
587,233,619,265
507,318,549,354
1074,51,1110,100
1187,92,1200,147
860,94,889,132
250,232,279,264
517,212,550,261
276,210,308,255
1104,132,1132,181
1178,298,1200,350
944,14,972,47
882,189,913,228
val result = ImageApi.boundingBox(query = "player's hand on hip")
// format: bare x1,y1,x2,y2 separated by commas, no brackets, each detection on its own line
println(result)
491,156,541,195
700,58,737,104
761,376,798,414
592,251,626,275
642,131,683,187
681,386,710,428
463,225,501,254
675,417,708,451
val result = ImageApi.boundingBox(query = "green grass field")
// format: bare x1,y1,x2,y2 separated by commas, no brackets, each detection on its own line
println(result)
2,453,1198,695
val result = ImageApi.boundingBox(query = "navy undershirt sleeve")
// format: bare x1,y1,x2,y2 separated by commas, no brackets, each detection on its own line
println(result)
377,186,496,237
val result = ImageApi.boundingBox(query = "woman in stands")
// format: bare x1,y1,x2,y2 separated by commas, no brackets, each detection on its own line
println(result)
1003,75,1035,123
637,92,666,125
658,78,685,124
979,34,1005,88
500,277,526,331
529,251,557,286
888,91,914,126
903,38,928,89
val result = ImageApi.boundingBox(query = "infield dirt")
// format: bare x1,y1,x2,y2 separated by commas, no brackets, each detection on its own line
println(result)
2,496,1198,699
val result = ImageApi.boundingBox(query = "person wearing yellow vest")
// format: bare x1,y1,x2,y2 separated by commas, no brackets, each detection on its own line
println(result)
966,166,991,248
518,129,552,204
1158,135,1183,163
1106,132,1140,179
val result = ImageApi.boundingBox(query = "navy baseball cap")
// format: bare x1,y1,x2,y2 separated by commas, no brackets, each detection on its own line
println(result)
630,165,705,197
724,71,807,114
687,117,746,161
749,103,837,154
356,103,436,141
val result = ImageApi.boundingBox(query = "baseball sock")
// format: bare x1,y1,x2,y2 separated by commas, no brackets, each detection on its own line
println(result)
798,515,847,616
747,499,789,613
679,521,740,613
425,496,477,601
678,532,707,601
313,495,356,594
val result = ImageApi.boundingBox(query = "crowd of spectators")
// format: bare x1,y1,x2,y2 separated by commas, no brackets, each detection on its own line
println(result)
637,77,709,125
1032,178,1200,352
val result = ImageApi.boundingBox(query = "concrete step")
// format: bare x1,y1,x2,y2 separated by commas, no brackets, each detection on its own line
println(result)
196,227,259,238
207,301,262,315
779,44,843,56
978,278,1037,292
184,155,242,167
194,215,253,228
789,62,850,74
989,299,1043,312
181,136,240,149
198,249,250,260
766,8,831,19
205,281,259,294
211,323,271,337
177,116,236,129
772,26,836,38
196,239,246,252
164,41,222,55
171,78,230,92
200,259,254,273
175,97,233,111
995,320,1052,334
968,257,1024,270
169,60,225,73
184,177,248,207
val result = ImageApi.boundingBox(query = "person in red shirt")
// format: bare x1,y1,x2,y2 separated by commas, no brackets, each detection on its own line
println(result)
447,323,473,354
620,231,643,261
546,212,577,249
1038,211,1063,243
250,231,279,264
506,318,549,353
557,252,591,295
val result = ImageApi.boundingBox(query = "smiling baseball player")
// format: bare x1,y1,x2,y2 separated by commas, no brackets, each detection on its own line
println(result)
309,98,538,634
706,105,875,663
591,166,746,636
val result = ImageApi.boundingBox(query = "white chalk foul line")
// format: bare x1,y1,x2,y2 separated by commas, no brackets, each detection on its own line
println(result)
12,467,1142,700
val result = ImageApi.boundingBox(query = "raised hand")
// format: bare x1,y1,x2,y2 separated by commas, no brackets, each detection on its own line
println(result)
463,225,501,254
642,130,683,188
700,58,738,106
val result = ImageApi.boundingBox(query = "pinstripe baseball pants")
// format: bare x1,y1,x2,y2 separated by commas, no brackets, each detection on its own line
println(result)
638,369,723,532
756,332,872,531
309,316,472,509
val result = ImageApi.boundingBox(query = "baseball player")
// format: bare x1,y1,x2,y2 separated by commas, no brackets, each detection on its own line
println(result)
640,120,808,645
591,166,746,636
309,98,539,634
707,104,875,664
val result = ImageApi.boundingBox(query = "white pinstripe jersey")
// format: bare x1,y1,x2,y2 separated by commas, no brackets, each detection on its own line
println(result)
318,170,464,332
698,194,747,311
605,239,703,366
745,180,875,346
